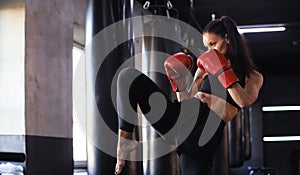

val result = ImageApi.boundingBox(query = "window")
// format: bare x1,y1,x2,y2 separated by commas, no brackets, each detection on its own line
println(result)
0,0,25,154
72,47,87,163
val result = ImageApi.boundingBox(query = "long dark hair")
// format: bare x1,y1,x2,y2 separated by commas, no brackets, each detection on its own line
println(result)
203,16,258,83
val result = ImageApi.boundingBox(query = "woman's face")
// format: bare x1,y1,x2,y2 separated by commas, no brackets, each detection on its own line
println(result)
203,32,229,55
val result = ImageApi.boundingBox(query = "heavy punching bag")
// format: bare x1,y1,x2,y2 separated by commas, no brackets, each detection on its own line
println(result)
228,111,243,167
212,125,229,175
227,107,252,168
140,10,182,175
85,0,142,174
242,107,252,161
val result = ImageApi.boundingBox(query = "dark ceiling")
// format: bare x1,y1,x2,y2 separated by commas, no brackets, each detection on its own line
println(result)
138,0,300,74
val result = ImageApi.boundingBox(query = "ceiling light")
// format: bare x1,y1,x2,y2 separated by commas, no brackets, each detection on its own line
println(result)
238,24,286,33
263,136,300,142
262,105,300,112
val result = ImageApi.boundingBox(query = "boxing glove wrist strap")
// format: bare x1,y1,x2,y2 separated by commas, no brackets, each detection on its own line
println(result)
215,66,231,77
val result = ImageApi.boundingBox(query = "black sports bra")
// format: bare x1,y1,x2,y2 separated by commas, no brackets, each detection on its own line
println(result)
199,74,244,109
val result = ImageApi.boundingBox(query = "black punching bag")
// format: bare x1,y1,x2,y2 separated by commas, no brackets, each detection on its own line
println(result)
212,125,229,175
85,0,142,174
228,112,243,167
242,107,252,160
140,10,182,175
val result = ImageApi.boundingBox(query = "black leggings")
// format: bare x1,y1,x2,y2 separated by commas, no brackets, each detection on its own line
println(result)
117,68,225,175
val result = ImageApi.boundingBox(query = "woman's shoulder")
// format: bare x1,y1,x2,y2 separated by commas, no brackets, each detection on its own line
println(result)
252,70,263,80
245,70,264,86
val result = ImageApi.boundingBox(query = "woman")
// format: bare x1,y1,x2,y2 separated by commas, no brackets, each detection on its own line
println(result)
115,16,263,175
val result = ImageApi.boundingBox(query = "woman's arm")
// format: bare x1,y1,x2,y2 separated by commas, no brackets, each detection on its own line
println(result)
188,68,208,97
176,68,207,102
227,71,264,108
194,71,263,122
194,92,239,123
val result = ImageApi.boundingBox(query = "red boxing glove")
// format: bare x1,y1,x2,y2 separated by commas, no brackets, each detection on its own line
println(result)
197,49,239,88
164,52,193,92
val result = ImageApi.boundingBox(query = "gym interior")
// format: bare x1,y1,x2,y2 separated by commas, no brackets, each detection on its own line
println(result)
0,0,299,174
